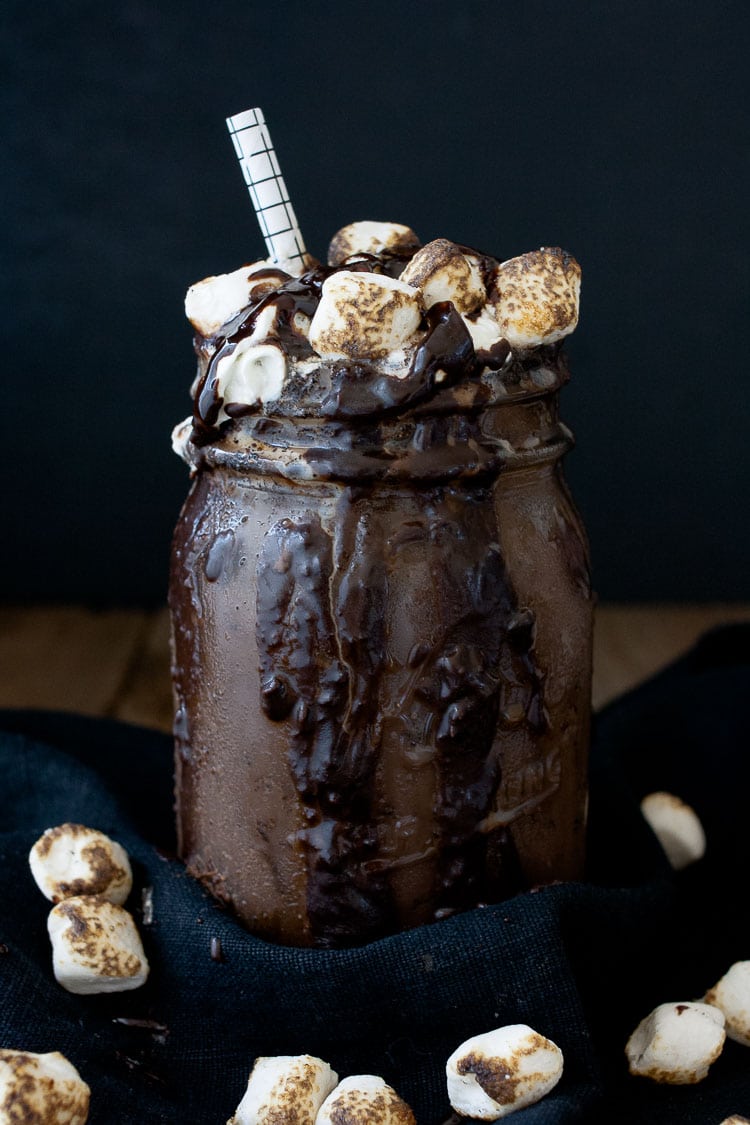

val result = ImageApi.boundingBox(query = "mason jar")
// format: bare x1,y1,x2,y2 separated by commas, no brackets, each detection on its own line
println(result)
169,347,593,947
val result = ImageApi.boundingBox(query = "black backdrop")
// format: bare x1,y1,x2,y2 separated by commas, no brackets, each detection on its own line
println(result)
3,0,749,604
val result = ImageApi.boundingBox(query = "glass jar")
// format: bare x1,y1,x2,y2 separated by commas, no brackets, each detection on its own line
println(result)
169,349,592,947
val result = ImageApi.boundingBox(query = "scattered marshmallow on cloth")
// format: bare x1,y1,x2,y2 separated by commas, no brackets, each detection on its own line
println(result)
227,1054,337,1125
705,961,750,1047
316,1074,415,1124
640,791,706,869
48,896,149,995
446,1024,563,1119
29,823,132,905
0,1049,90,1124
626,1001,726,1083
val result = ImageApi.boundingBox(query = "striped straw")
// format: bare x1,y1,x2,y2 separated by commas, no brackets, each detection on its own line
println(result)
226,107,307,271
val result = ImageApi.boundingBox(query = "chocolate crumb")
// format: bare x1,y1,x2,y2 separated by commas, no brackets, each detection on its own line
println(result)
0,943,9,954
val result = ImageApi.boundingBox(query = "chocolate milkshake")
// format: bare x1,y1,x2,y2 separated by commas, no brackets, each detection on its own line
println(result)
169,222,592,947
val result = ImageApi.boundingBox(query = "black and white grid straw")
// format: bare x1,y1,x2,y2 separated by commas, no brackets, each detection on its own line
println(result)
226,107,307,270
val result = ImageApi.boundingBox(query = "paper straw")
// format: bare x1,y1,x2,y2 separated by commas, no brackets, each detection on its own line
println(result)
226,107,307,270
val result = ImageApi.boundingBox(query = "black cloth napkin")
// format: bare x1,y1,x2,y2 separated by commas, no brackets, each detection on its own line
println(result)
1,625,749,1124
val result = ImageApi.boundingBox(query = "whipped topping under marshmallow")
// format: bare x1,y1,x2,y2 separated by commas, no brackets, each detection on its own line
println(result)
494,248,581,348
446,1024,563,1120
309,271,423,361
315,1075,416,1125
705,961,750,1047
625,1001,726,1084
327,221,421,266
0,1050,90,1125
401,238,486,314
227,1054,338,1125
216,339,287,408
185,261,289,337
29,823,132,906
48,895,150,995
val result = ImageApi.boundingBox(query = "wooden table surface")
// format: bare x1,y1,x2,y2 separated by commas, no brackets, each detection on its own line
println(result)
1,604,748,732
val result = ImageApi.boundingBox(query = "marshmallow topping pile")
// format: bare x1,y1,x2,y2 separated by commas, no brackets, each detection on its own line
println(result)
179,220,581,449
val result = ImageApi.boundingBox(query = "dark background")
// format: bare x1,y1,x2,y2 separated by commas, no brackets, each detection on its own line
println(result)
3,0,749,604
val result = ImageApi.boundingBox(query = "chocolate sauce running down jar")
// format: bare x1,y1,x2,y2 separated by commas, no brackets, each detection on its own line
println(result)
170,337,593,947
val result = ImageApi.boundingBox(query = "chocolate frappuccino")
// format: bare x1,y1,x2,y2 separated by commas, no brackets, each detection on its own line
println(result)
169,221,592,947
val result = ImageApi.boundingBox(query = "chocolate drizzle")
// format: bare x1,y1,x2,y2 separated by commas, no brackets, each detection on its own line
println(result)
253,471,547,944
256,510,393,945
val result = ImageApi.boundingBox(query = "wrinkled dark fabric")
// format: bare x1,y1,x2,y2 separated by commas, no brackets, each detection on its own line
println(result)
1,625,749,1123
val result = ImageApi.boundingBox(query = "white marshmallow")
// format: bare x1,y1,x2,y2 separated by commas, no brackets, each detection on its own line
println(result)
640,791,706,870
309,271,422,361
719,1117,750,1124
401,239,486,314
171,416,194,464
315,1075,415,1124
29,823,132,906
216,339,287,408
185,261,289,337
48,896,149,995
446,1024,563,1120
705,961,750,1046
227,1055,337,1125
0,1049,90,1124
327,221,420,266
463,306,507,353
494,248,581,348
625,1001,725,1083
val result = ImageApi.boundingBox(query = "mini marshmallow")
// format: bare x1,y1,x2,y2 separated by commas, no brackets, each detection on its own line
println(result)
48,895,149,995
327,221,421,266
446,1024,563,1120
227,1054,338,1125
0,1049,90,1124
400,238,486,314
625,1001,725,1083
29,823,132,906
185,262,289,337
493,248,581,348
719,1117,750,1124
705,961,750,1046
216,338,287,408
309,271,422,361
315,1075,415,1125
640,791,706,870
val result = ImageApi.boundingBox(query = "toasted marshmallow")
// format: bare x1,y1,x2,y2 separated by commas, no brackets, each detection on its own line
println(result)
626,1001,725,1083
29,823,132,906
309,271,422,361
705,961,750,1046
48,896,149,995
0,1049,90,1124
401,239,485,314
640,791,706,870
216,339,286,408
227,1054,337,1125
719,1117,750,1124
185,262,289,337
494,248,581,348
316,1075,415,1125
446,1025,563,1120
327,221,421,266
